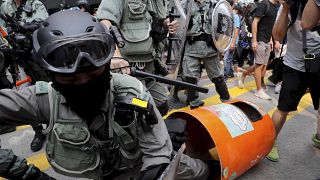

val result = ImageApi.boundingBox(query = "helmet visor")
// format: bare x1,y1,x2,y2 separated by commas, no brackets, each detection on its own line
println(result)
38,34,115,73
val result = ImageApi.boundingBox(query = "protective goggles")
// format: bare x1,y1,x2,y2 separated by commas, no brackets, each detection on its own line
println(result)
36,33,115,73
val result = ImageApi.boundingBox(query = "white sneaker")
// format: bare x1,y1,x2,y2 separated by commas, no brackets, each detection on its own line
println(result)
238,72,245,89
275,83,282,94
255,89,272,100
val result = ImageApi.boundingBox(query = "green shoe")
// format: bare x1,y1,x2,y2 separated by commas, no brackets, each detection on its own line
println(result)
312,134,320,148
266,143,279,162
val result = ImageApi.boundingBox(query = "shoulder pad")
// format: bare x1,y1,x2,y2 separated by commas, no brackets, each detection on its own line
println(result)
35,81,49,95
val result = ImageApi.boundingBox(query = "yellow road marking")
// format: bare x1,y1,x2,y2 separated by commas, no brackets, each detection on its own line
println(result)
164,79,257,118
16,125,31,131
26,152,50,171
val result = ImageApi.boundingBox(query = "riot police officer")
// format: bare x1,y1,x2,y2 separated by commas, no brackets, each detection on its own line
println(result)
0,10,209,179
183,0,231,106
0,0,49,152
96,0,179,116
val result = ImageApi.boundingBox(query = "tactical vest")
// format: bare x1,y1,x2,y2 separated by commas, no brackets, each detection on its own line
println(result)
37,73,154,179
187,0,213,36
119,0,167,62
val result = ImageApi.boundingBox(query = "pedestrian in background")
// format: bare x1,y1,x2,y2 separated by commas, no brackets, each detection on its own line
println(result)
224,3,241,81
238,0,279,100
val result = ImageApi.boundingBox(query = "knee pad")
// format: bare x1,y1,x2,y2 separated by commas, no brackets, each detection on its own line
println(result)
185,77,198,84
211,76,224,84
212,76,230,101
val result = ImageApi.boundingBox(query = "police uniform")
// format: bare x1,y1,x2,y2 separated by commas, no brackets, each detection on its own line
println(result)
96,0,170,115
0,0,48,24
0,0,50,153
183,0,230,103
0,148,29,178
0,0,50,82
0,73,209,179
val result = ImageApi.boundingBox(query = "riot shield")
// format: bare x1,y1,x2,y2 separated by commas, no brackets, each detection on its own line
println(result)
211,0,234,53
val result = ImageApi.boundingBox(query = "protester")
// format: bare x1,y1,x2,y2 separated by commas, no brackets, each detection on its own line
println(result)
267,0,320,162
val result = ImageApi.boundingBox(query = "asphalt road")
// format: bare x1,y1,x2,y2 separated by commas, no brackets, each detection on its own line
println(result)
0,72,319,180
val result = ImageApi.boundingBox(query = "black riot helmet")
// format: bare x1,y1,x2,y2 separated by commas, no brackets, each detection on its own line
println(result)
77,0,91,12
33,10,115,74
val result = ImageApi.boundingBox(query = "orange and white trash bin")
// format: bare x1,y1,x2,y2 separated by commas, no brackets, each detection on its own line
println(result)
168,100,276,179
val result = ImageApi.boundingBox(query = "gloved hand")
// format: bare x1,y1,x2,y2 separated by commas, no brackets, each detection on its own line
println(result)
23,165,56,180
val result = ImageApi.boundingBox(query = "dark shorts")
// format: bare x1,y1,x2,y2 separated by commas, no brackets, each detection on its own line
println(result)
278,65,320,112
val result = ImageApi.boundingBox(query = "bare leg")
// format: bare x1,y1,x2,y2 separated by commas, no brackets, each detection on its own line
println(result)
254,64,264,91
272,108,289,136
239,64,256,89
261,65,267,88
242,64,255,77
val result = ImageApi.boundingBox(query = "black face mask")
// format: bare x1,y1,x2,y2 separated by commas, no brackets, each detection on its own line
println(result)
52,70,110,122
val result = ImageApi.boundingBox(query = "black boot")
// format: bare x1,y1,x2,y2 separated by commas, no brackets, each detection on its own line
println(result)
173,86,180,100
0,125,16,135
31,125,46,152
185,77,204,109
173,76,183,100
189,99,204,109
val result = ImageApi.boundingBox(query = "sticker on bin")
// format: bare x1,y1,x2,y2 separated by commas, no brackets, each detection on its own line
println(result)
205,104,254,138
